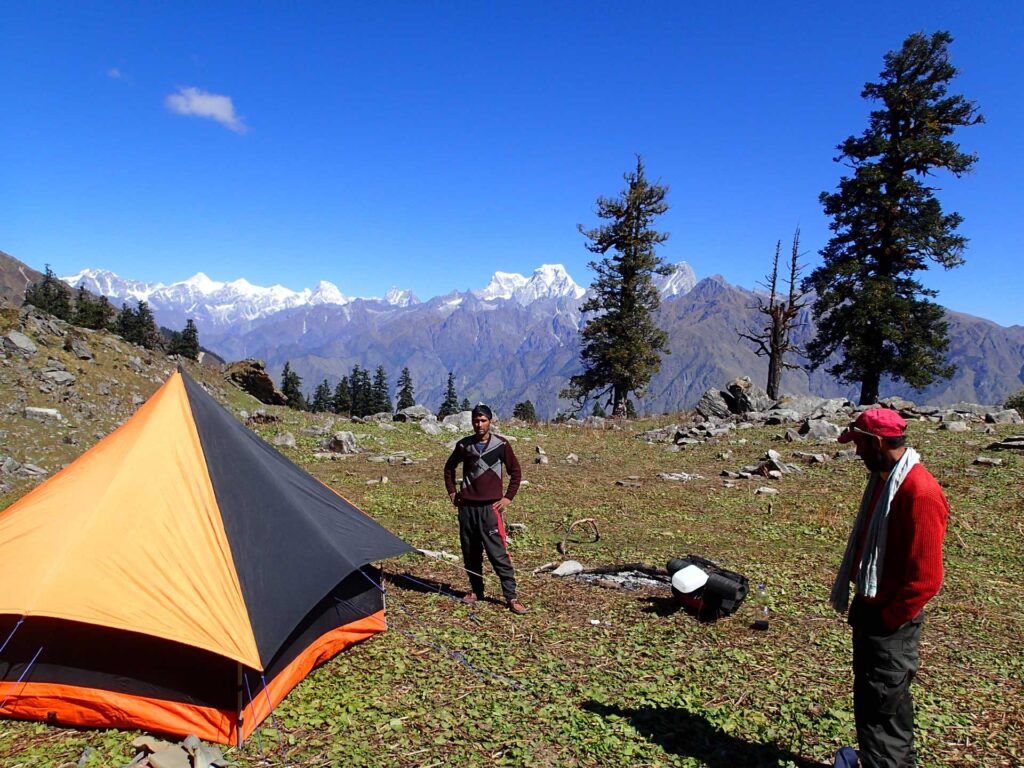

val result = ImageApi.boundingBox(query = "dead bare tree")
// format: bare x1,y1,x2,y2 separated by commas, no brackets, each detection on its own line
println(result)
738,228,809,399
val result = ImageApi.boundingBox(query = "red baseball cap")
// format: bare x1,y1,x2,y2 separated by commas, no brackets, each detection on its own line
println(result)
838,408,907,443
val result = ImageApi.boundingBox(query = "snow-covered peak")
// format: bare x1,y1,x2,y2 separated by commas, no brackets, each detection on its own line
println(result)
474,271,529,301
474,264,584,304
310,281,348,305
385,287,419,307
654,261,698,298
181,272,224,293
62,268,160,301
520,264,586,302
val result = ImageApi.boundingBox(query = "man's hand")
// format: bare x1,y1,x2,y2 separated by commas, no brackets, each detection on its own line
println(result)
492,497,511,514
450,492,460,508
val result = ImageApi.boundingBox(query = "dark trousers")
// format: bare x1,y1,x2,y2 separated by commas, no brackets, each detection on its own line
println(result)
850,601,924,768
458,503,517,601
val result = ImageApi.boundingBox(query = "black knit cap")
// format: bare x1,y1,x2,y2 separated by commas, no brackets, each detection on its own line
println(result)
471,404,493,419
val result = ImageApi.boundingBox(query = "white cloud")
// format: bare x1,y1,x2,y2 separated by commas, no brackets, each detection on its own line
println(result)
165,86,247,133
107,67,124,79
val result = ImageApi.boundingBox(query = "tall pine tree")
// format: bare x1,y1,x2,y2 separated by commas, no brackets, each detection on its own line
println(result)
280,362,305,410
371,365,392,414
310,379,333,412
805,31,983,405
437,372,460,419
561,156,670,417
24,266,72,320
396,367,416,410
333,376,351,414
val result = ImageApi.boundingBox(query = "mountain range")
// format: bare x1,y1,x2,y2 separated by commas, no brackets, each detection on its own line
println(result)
3,249,1021,417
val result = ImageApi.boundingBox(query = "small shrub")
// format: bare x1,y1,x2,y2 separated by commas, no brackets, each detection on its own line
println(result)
1005,388,1024,417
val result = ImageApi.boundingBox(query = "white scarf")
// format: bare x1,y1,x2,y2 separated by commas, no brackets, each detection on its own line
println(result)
831,447,920,613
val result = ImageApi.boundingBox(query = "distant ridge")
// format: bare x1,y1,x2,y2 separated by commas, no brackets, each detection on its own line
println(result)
1,247,1018,417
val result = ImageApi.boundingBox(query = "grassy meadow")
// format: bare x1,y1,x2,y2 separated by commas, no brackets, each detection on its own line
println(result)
1,379,1022,767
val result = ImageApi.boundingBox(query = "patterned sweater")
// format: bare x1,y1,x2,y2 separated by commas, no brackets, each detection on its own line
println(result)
852,463,949,630
443,433,522,504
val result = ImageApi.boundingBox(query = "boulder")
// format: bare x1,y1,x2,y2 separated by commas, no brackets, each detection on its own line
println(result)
441,411,473,432
985,409,1023,425
271,432,296,448
394,405,433,422
25,407,63,421
695,389,731,420
224,359,287,405
799,418,842,442
325,431,360,454
582,415,606,428
420,420,443,436
42,370,76,386
940,421,970,433
3,330,37,356
64,335,94,360
726,376,773,413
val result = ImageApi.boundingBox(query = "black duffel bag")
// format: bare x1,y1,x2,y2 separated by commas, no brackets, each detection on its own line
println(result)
666,554,749,619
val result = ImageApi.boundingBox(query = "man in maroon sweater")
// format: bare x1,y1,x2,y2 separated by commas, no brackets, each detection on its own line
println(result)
832,408,949,767
444,404,527,614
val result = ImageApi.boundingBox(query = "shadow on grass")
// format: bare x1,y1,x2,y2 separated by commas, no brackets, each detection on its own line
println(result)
386,572,460,598
638,594,727,624
582,701,825,768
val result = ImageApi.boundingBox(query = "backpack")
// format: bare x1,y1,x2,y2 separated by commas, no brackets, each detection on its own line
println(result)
666,554,749,619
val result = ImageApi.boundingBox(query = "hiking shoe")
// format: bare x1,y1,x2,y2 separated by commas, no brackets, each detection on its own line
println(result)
507,598,528,614
462,593,480,605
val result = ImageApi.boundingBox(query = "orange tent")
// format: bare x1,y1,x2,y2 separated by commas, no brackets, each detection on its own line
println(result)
0,369,412,744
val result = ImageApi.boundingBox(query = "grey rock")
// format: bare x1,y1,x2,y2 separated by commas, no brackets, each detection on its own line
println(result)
17,463,48,477
442,411,473,432
394,405,434,422
565,453,579,464
377,422,397,431
940,421,970,433
272,432,296,448
42,369,76,386
986,409,1023,425
131,393,145,406
3,330,37,356
765,409,803,425
326,431,361,453
66,337,94,360
774,396,831,419
535,445,546,455
695,389,731,420
420,420,443,436
582,415,606,428
658,471,703,481
799,418,842,442
25,406,63,421
97,381,112,396
615,479,642,487
834,448,858,462
793,451,830,464
535,454,549,464
950,402,997,417
784,428,805,443
988,435,1024,451
127,356,144,373
2,456,21,474
754,487,780,496
973,456,1002,466
726,376,773,413
44,357,66,371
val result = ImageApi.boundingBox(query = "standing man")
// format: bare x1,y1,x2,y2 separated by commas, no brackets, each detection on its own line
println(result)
832,408,949,767
444,404,527,614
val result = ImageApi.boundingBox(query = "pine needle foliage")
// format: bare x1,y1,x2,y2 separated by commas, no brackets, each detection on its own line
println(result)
804,31,983,405
562,156,671,417
396,367,416,411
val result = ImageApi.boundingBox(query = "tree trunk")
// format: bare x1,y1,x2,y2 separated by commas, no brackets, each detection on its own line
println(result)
766,354,781,401
859,373,881,405
612,387,627,418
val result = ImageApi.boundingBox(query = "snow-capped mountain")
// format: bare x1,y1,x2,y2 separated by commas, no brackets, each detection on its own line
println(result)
473,264,586,304
653,261,698,298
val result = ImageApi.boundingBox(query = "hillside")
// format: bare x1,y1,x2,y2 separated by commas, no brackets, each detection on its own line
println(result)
1,303,1022,767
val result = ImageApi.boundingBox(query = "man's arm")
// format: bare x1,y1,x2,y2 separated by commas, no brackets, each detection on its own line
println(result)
443,443,462,498
502,440,522,501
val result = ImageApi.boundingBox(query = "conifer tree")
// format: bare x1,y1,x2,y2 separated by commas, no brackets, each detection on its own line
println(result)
396,367,416,410
348,365,373,417
460,397,471,412
591,402,606,418
310,379,333,412
805,31,983,405
71,285,97,328
133,301,162,350
372,365,392,414
513,400,538,423
333,376,351,414
113,303,140,343
437,371,460,419
280,362,305,410
179,319,200,360
561,156,671,417
24,266,72,320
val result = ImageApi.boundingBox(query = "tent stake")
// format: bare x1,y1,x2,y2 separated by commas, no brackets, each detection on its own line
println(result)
236,663,244,749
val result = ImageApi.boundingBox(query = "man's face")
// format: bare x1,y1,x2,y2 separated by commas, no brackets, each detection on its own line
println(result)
853,432,888,472
472,414,491,438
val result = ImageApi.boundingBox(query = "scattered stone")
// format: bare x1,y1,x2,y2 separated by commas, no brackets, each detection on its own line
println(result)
1,456,21,474
565,453,579,464
366,476,389,485
325,431,360,454
754,487,780,496
65,336,94,360
658,471,703,482
25,406,63,421
377,422,397,431
272,432,296,448
417,548,460,562
96,381,112,396
988,435,1024,451
784,428,805,443
834,448,858,462
535,454,549,464
986,409,1023,425
973,456,1002,467
127,356,144,373
793,451,830,464
535,445,546,455
131,393,145,406
726,376,773,413
42,369,76,385
765,409,803,425
17,464,48,478
3,330,37,356
940,421,970,433
615,479,642,487
551,560,585,577
582,415,607,428
441,411,473,432
695,388,732,420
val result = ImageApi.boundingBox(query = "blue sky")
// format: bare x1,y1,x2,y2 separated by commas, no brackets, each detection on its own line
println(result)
3,2,1022,325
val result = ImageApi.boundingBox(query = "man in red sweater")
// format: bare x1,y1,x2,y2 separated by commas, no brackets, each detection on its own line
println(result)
444,404,527,614
832,408,949,767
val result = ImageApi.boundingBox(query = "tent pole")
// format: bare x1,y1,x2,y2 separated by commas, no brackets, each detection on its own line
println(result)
236,663,244,750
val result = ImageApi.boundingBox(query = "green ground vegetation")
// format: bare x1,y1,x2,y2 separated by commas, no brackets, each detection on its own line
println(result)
0,359,1021,767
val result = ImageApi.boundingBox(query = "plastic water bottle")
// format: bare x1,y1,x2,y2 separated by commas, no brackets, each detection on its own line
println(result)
752,583,769,631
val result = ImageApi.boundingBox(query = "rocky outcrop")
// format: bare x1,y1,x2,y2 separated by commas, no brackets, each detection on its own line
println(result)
224,359,287,405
